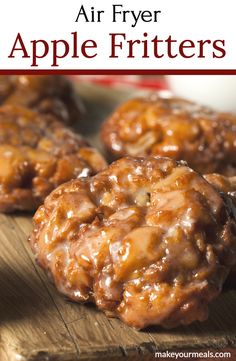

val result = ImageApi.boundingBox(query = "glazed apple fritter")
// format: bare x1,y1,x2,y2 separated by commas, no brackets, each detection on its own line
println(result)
30,156,236,329
0,105,107,212
101,95,236,175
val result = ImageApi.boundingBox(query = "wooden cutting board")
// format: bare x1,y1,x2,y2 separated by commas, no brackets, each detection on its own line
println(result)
0,83,236,361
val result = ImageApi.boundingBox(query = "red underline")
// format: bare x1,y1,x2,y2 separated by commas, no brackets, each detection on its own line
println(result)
0,69,236,75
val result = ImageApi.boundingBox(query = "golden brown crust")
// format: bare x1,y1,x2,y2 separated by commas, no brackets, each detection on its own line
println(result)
0,75,84,124
30,156,236,329
101,95,236,175
0,105,107,212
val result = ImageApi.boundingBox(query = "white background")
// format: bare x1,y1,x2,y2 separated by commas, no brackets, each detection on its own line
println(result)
0,0,235,69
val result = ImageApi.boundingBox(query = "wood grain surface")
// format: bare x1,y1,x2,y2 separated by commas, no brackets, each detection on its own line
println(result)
0,83,236,361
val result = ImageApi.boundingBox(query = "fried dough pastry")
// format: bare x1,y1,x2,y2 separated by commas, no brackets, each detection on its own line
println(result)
0,75,83,123
30,156,236,329
101,95,236,175
0,105,107,212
